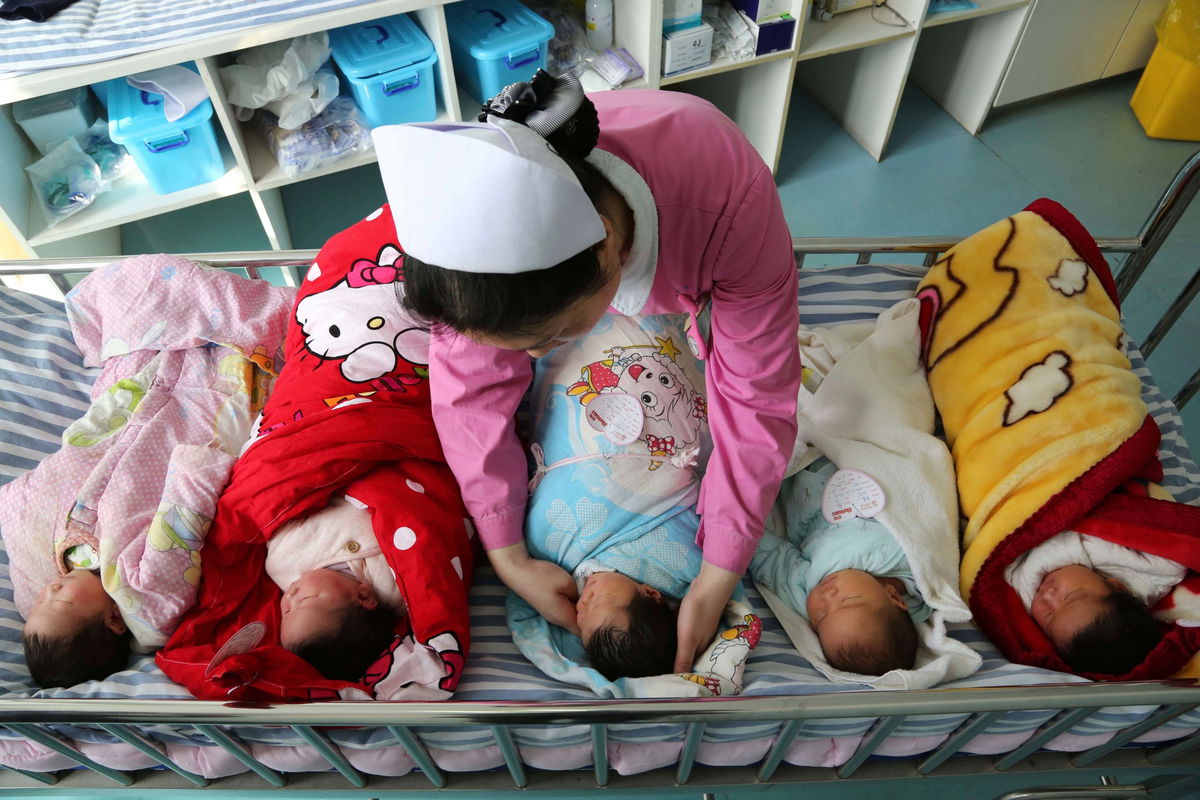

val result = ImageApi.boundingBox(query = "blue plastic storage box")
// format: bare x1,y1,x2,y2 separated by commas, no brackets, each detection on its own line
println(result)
445,0,555,102
107,68,223,195
329,14,439,127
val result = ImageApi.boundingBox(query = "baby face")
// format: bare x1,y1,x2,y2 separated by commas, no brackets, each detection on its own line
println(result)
806,569,904,654
576,571,660,641
280,569,377,650
1030,565,1120,650
25,569,120,639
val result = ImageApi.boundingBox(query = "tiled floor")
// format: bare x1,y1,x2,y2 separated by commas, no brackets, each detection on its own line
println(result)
122,73,1199,440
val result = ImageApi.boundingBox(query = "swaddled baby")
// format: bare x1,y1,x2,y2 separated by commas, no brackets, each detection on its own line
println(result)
514,312,727,688
751,458,929,676
1006,527,1186,675
267,496,408,681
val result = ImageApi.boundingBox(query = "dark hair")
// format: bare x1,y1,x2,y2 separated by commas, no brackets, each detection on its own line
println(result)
1061,590,1163,676
290,604,396,682
399,71,616,338
825,604,918,676
24,620,131,688
584,592,677,681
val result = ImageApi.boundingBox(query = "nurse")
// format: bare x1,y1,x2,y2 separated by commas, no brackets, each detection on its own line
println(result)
372,72,801,672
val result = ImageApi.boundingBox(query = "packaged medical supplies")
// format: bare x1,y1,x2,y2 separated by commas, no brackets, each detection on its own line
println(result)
221,33,339,130
730,0,791,23
76,119,132,183
664,0,703,33
329,14,439,128
525,0,592,76
662,22,714,76
445,0,555,101
25,138,104,226
587,47,644,87
13,87,97,155
255,96,373,178
741,11,795,55
107,67,224,195
707,1,757,62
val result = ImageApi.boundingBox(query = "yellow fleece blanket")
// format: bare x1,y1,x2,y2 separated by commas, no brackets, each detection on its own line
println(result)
915,207,1147,597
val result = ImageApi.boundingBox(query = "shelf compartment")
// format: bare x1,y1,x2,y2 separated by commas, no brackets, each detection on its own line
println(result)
247,107,454,192
660,48,796,87
798,4,916,61
922,0,1030,29
26,146,247,247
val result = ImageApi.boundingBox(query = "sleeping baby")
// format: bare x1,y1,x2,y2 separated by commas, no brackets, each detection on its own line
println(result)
267,496,407,682
1005,528,1185,675
750,458,927,676
510,312,750,691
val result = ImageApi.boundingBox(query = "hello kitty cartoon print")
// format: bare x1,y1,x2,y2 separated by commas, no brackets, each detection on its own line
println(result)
295,243,430,384
567,336,708,470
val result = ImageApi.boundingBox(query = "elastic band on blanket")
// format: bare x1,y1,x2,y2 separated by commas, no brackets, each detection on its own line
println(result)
527,442,700,493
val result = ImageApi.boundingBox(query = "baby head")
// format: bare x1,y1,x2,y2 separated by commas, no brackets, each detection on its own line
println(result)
807,569,918,676
279,569,396,682
578,571,677,680
22,569,130,688
1031,565,1162,675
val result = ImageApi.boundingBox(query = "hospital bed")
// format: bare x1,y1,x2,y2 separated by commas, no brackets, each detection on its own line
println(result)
0,152,1196,798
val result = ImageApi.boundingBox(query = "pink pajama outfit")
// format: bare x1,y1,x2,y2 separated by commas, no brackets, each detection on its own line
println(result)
429,90,801,574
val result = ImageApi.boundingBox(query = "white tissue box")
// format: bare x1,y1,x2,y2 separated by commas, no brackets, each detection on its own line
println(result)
662,23,714,76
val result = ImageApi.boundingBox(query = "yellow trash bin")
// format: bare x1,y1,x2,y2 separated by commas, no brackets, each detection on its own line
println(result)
1131,0,1200,141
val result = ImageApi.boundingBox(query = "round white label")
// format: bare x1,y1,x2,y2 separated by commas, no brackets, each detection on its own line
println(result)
821,468,886,524
584,392,644,446
206,621,266,676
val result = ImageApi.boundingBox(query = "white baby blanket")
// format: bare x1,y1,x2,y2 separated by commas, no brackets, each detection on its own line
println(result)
759,298,981,690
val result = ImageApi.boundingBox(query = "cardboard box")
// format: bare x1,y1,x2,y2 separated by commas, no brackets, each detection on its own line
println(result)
731,0,791,23
663,0,703,33
740,11,796,56
662,22,714,76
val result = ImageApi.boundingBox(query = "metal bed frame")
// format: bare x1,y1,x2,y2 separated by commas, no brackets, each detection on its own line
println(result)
0,153,1197,798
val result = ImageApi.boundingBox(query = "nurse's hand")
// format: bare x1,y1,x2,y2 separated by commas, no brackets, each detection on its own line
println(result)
673,562,741,673
489,543,581,636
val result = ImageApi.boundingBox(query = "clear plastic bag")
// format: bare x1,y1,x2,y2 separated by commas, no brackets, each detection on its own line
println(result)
221,33,340,130
76,119,132,183
526,0,594,75
256,95,373,178
25,137,105,226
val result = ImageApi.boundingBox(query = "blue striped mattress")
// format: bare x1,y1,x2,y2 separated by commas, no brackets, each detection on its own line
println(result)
0,0,382,76
0,264,1196,756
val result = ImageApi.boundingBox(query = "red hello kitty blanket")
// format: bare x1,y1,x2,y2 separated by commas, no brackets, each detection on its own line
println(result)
157,206,475,701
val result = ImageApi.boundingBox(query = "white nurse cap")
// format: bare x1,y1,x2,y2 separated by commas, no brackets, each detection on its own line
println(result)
372,117,606,274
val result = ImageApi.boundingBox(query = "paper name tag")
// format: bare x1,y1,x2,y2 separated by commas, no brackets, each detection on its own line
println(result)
585,392,644,446
821,468,886,524
205,622,265,677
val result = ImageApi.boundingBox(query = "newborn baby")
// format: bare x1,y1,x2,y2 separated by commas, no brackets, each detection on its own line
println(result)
23,546,130,688
1006,531,1185,675
268,496,406,681
750,459,928,676
575,566,678,680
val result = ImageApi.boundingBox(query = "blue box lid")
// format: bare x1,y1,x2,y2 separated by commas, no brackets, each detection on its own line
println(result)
107,64,213,144
329,13,436,79
445,0,554,61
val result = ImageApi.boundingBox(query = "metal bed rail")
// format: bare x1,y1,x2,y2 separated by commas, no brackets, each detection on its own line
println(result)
0,680,1198,790
0,155,1195,794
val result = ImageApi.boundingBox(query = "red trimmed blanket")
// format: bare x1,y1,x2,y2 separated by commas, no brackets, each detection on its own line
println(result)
916,199,1200,680
158,206,474,701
